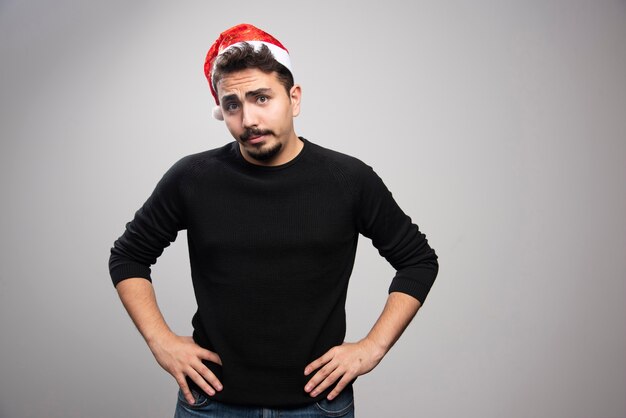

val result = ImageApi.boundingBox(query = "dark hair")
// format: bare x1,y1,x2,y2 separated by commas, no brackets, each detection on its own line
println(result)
212,42,294,96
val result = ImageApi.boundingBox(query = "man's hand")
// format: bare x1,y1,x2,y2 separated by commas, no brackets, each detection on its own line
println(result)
115,278,224,405
304,292,422,400
148,333,223,404
304,338,384,400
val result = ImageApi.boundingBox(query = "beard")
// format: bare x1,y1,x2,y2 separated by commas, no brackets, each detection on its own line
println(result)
245,141,283,162
240,128,282,162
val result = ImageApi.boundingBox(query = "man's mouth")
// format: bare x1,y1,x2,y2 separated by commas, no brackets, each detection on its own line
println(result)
241,129,272,144
248,135,266,144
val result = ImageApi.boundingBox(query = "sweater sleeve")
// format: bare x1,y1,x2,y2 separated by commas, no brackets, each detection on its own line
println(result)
355,164,439,304
108,158,188,287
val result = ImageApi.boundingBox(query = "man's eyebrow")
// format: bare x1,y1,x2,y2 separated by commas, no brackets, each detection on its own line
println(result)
220,93,239,103
220,88,273,103
245,88,273,98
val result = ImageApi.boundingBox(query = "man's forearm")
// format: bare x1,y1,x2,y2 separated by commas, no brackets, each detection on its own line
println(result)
115,277,173,344
362,291,422,361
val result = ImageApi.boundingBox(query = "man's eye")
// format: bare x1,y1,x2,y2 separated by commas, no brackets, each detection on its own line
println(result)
225,103,239,112
257,96,269,104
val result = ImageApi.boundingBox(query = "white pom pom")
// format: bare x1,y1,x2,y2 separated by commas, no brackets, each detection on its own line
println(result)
212,106,224,121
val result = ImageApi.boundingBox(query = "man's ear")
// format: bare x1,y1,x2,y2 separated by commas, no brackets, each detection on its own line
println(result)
290,84,302,117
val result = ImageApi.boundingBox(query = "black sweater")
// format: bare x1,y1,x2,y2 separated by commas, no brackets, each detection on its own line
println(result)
109,137,438,407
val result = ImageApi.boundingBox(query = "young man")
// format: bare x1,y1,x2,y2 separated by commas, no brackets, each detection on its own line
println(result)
109,23,439,417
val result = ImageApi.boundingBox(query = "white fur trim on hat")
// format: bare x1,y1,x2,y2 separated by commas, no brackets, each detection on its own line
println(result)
212,106,224,121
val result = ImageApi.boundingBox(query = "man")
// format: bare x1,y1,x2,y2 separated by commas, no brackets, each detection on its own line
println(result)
109,23,438,417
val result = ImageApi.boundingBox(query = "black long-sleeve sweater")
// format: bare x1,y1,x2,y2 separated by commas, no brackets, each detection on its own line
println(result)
109,137,438,407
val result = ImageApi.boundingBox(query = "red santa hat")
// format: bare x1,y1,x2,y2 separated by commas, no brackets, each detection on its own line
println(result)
204,23,292,120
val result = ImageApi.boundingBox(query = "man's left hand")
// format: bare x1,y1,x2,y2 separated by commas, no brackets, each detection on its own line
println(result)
304,339,384,400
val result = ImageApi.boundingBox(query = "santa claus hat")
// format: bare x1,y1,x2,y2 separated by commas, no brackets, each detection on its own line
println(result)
204,23,292,120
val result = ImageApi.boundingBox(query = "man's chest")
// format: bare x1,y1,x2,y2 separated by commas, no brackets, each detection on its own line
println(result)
183,174,356,255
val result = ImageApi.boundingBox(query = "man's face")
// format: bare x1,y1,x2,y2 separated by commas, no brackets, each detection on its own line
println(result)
216,68,301,165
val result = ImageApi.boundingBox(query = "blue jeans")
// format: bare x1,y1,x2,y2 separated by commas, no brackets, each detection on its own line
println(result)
173,386,355,418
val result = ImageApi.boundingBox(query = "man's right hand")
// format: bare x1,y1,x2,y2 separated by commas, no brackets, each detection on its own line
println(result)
115,278,223,405
148,333,223,404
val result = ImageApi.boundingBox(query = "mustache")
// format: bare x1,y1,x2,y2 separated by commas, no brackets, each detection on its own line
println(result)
240,128,273,142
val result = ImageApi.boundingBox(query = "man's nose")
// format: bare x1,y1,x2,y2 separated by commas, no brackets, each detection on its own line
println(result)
242,104,258,128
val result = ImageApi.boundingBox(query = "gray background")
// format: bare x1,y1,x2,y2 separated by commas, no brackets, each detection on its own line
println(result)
1,1,625,417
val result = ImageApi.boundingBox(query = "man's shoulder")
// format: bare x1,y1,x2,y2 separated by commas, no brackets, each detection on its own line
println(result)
306,139,375,180
306,139,370,172
166,142,236,176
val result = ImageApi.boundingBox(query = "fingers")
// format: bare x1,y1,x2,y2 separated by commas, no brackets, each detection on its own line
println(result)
187,366,221,397
327,375,352,401
304,349,334,376
184,346,223,398
174,359,223,404
175,375,195,405
182,336,222,366
304,342,375,400
306,365,342,397
154,335,223,404
194,360,223,394
198,347,223,366
304,349,336,395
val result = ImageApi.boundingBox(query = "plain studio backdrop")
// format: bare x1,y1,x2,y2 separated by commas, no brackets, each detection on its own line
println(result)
1,1,625,417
